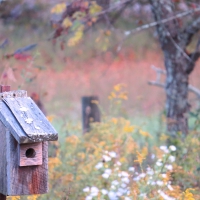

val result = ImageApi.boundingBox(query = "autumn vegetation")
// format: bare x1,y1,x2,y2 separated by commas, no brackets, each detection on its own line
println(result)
1,0,200,200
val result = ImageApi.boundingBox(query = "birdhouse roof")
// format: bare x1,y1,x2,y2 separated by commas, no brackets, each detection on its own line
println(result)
0,90,58,144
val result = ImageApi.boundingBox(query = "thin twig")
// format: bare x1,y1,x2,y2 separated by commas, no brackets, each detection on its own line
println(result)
149,66,200,98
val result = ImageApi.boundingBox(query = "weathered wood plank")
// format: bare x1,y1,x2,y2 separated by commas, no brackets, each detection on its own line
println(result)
0,121,7,195
0,101,31,144
3,97,57,142
0,90,27,99
7,133,48,195
19,142,43,167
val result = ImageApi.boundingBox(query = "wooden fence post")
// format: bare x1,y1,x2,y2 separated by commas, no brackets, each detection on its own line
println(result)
82,96,101,133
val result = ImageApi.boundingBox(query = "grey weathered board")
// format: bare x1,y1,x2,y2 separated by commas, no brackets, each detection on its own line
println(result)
7,133,48,195
0,100,30,144
0,121,7,195
1,97,57,143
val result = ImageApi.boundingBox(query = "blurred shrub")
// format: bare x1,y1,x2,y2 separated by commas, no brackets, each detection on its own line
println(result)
0,0,46,27
8,85,200,200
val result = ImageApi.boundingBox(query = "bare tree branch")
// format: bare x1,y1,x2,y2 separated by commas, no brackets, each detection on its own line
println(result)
148,66,200,98
127,6,200,35
116,5,200,52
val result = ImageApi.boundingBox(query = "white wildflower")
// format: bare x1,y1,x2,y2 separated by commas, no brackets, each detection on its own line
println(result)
109,151,117,158
133,176,141,181
86,196,93,200
112,180,119,186
114,167,119,171
156,160,163,166
90,187,99,197
121,171,129,177
83,187,90,192
101,189,108,195
147,169,154,175
118,188,127,194
161,174,167,178
165,164,173,171
128,167,135,172
167,184,174,191
168,155,176,163
158,190,175,200
95,162,103,169
116,191,123,197
150,181,156,185
156,180,164,186
105,168,112,175
121,177,130,184
121,183,127,188
169,145,176,151
91,186,99,193
139,173,146,178
108,191,118,200
125,197,131,200
102,155,111,162
160,146,169,153
116,161,122,166
151,154,155,159
111,185,116,190
102,173,110,179
139,193,147,198
124,31,131,36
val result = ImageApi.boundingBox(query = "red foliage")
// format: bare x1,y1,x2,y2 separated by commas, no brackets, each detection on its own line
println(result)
14,53,32,61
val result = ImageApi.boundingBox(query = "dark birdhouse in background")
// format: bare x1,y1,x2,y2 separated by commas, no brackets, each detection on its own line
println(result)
0,86,58,196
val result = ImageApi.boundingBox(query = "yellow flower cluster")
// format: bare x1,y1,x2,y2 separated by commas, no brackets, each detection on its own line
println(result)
62,18,72,28
89,1,102,15
182,188,195,200
108,84,128,101
51,3,66,14
68,25,84,46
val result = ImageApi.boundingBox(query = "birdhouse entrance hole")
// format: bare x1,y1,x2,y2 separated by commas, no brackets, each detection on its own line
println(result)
18,142,43,166
26,148,36,158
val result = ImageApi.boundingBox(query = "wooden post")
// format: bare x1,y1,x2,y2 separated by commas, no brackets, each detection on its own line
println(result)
82,96,101,133
0,194,6,200
0,85,9,200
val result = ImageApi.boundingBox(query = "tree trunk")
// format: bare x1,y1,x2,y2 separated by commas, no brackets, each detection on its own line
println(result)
164,50,189,136
149,0,194,136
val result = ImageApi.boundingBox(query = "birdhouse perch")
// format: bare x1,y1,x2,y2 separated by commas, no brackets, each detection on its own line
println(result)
0,86,58,197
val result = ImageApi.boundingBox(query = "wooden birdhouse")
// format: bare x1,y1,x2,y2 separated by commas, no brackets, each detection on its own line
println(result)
0,86,58,197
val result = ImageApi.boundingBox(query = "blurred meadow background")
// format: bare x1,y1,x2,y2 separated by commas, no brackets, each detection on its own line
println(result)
2,0,200,199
